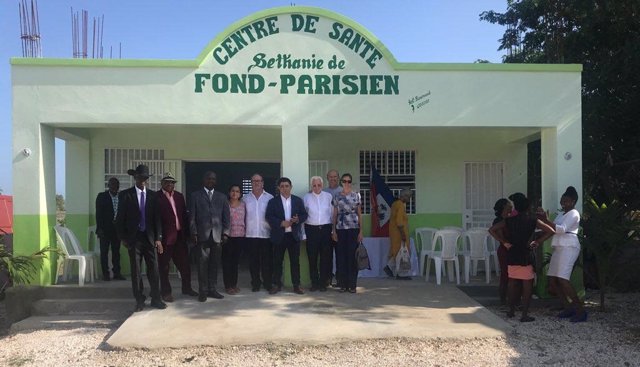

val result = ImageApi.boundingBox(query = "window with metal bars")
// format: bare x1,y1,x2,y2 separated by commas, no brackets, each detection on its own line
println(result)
359,150,416,214
103,148,165,190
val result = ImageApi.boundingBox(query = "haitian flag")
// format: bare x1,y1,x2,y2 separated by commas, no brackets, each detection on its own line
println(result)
370,167,395,237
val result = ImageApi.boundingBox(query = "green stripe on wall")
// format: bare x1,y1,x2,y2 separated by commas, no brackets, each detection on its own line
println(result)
13,214,58,285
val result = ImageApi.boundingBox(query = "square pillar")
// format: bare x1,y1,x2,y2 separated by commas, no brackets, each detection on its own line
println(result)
541,118,583,212
12,122,57,285
281,123,309,196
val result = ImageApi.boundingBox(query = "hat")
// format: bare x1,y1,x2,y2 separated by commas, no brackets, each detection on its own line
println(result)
161,172,177,182
127,164,152,178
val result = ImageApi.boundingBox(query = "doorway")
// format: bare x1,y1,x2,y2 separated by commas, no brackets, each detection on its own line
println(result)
183,162,281,201
463,161,505,229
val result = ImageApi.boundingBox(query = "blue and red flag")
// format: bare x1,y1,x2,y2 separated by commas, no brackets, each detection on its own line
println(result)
370,167,395,237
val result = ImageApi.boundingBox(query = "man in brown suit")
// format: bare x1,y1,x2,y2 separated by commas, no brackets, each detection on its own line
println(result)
156,173,198,302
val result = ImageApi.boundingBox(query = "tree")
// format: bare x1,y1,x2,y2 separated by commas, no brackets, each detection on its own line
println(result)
55,194,65,212
480,0,640,207
580,198,640,310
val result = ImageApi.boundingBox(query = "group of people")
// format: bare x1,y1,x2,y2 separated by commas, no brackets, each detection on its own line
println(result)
489,186,586,323
96,165,366,312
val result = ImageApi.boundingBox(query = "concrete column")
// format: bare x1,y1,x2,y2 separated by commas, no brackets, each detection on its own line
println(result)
281,123,309,196
540,118,583,213
63,132,91,244
12,121,57,285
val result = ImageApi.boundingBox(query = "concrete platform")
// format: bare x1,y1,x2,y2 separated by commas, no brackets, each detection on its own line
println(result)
107,277,509,349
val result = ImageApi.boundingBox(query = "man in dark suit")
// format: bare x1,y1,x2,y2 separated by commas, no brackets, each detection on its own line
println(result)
188,171,230,302
115,164,167,312
266,177,308,295
95,177,125,281
156,173,198,302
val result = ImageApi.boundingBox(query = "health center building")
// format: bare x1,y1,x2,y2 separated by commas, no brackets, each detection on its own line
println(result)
11,7,582,284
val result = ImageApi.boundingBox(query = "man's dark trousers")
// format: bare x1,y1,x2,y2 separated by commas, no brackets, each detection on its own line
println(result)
305,224,332,289
272,233,301,288
195,237,220,294
128,231,161,302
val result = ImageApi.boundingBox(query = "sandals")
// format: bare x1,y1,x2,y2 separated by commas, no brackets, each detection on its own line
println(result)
506,311,515,318
520,316,535,323
557,308,576,318
570,311,588,323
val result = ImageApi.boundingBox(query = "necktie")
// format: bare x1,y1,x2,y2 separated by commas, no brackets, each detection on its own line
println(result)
208,190,213,201
139,191,146,231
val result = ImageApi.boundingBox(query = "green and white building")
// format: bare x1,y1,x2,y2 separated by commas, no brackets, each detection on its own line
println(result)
11,7,582,284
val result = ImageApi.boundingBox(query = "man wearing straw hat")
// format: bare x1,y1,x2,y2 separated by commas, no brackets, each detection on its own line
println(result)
156,172,198,302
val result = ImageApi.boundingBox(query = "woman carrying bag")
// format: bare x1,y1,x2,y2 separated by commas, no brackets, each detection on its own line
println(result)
384,189,413,280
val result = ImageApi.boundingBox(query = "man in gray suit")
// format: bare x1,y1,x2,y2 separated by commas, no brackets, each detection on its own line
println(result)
188,171,230,302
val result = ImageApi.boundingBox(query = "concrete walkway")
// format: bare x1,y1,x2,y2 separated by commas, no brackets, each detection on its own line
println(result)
107,277,509,349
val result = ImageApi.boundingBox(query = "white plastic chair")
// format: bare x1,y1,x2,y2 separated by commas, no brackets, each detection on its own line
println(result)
486,235,501,276
87,225,105,278
54,225,96,286
416,227,438,277
462,228,492,284
425,229,461,285
442,226,463,232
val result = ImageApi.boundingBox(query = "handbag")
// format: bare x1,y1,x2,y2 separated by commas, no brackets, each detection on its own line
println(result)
355,241,371,270
395,241,412,277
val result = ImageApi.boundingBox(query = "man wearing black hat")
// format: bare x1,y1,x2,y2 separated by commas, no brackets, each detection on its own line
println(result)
115,164,167,312
156,172,198,302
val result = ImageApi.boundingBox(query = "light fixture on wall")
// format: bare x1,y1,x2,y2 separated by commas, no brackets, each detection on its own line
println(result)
564,152,572,161
22,148,32,157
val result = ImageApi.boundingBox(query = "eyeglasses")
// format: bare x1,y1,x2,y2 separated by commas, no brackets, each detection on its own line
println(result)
341,179,352,184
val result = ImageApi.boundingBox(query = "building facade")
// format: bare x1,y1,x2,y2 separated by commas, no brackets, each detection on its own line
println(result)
11,7,582,284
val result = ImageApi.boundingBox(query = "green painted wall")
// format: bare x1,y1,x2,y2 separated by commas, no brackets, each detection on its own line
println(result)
12,215,58,285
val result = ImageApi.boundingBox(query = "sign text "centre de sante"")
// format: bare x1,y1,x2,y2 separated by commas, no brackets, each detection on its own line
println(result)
194,14,400,95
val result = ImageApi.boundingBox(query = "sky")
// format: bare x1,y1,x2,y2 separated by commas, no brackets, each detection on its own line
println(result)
0,0,507,196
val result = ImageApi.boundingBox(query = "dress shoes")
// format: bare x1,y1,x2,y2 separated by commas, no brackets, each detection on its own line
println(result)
251,286,260,292
112,274,126,281
134,302,145,312
198,294,207,302
396,276,412,280
182,289,199,297
102,274,111,281
293,286,305,295
162,294,174,303
268,287,279,295
319,287,327,292
309,286,318,292
150,299,167,309
207,290,224,299
225,288,237,295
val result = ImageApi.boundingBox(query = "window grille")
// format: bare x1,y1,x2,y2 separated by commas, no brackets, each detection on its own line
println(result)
309,160,329,181
241,179,252,195
359,150,416,214
103,148,165,190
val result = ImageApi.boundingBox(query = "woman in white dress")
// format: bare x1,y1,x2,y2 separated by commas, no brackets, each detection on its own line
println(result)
539,186,586,322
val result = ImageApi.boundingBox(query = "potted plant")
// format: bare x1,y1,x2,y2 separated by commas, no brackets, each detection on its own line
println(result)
0,238,53,301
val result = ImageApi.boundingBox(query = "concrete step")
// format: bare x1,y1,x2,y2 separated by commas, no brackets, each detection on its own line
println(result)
42,284,132,299
31,298,132,316
10,315,127,333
